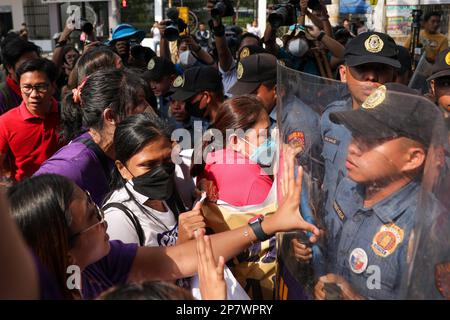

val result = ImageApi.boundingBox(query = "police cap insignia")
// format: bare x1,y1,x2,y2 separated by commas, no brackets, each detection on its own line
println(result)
446,52,450,66
237,62,244,80
173,75,185,88
362,85,386,109
364,34,384,53
240,47,250,60
148,58,156,70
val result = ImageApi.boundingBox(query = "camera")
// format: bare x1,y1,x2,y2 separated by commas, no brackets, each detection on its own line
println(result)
268,0,299,29
210,0,235,19
164,8,188,41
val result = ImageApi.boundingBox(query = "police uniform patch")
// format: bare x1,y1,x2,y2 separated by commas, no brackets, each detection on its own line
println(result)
237,62,244,79
349,248,368,274
240,47,250,60
364,34,384,53
173,75,185,88
288,131,305,150
148,58,155,70
371,223,404,258
324,136,338,145
362,85,386,109
445,52,450,66
435,262,450,299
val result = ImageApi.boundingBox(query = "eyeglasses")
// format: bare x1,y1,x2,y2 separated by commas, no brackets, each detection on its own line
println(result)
69,191,105,241
20,83,50,95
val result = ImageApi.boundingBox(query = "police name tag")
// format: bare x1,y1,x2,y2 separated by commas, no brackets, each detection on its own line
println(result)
349,248,368,274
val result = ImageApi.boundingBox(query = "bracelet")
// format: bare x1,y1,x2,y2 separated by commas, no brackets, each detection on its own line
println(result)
317,31,326,42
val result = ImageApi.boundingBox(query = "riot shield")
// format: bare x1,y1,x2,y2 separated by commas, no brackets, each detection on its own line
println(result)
408,52,433,94
275,63,446,300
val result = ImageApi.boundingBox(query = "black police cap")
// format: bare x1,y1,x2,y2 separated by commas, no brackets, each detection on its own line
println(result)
330,83,440,147
169,66,223,101
146,57,176,81
427,48,450,81
344,32,401,69
228,53,277,96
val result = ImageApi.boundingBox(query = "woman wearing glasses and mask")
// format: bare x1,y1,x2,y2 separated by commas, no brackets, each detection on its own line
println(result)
102,113,248,299
0,58,63,185
8,144,319,299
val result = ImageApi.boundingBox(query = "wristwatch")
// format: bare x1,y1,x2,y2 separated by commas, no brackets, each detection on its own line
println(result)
248,214,270,242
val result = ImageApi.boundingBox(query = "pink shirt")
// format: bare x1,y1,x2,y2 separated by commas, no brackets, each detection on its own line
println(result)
199,148,273,206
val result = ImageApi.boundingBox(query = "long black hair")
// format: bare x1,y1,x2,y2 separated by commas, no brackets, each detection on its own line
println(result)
8,174,75,299
60,68,149,143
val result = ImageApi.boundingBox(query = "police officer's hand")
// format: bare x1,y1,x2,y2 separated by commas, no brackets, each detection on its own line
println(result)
271,145,320,241
195,228,227,300
291,238,312,263
315,274,365,300
177,201,206,245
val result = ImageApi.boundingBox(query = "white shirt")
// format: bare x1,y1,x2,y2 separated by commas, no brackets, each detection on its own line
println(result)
219,59,238,97
248,26,261,38
152,27,161,41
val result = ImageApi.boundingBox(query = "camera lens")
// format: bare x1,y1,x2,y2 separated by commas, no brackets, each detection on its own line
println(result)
211,2,226,18
165,24,180,42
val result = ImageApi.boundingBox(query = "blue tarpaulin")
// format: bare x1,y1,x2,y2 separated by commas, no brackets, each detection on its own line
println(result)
339,0,370,14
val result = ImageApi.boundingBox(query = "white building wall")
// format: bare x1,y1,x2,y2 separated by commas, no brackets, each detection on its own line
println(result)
0,0,25,31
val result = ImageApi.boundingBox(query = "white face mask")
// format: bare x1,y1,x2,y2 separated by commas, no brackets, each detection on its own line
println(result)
287,38,309,57
178,50,197,69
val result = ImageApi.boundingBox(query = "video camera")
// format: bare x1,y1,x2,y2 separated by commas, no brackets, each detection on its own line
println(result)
164,8,188,41
210,0,235,19
268,0,322,28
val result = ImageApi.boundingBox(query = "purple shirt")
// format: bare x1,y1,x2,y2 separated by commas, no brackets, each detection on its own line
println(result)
82,240,138,300
34,132,114,205
33,252,63,300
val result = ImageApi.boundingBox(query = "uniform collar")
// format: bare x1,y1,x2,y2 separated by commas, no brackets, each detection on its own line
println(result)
19,98,58,120
358,180,420,224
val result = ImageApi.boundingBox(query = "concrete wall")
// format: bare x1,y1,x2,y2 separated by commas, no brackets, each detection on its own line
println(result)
0,0,24,31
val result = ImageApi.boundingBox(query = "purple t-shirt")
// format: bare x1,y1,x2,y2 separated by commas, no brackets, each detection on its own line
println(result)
33,252,63,300
34,132,114,205
82,240,138,300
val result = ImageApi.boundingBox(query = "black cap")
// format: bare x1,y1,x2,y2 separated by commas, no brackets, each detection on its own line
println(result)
228,53,277,96
427,48,450,81
330,83,439,147
344,32,401,69
146,57,176,81
237,45,267,61
169,66,223,101
396,45,412,74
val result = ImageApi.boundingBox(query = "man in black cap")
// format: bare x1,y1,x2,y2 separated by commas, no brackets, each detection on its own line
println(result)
394,45,413,86
144,56,177,122
428,48,450,121
314,83,442,300
169,65,224,124
320,31,401,219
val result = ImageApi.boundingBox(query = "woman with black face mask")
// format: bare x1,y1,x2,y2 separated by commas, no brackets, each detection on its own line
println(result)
102,113,250,300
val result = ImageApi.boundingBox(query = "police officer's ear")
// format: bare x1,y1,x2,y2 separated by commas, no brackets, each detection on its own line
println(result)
339,65,347,83
203,91,212,104
401,142,427,173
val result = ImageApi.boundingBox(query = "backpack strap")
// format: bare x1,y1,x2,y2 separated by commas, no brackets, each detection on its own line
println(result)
102,202,145,246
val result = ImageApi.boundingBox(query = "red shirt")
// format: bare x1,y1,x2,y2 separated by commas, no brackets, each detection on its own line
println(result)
0,99,61,181
199,148,273,206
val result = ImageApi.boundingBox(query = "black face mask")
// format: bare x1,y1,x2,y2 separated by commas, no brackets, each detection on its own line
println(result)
131,163,175,200
185,95,206,119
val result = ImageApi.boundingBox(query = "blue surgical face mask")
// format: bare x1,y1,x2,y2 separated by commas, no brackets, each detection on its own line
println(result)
240,136,276,167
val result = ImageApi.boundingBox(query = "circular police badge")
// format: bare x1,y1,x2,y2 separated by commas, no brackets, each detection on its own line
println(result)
445,52,450,66
240,47,250,60
148,58,156,70
173,75,185,88
364,34,384,53
237,62,244,80
362,85,386,109
349,248,368,274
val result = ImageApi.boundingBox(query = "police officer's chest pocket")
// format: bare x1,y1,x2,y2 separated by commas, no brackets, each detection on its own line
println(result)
322,136,340,163
363,249,400,292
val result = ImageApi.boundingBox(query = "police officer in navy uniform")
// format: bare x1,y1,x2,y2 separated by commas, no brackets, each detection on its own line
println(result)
315,83,442,299
320,32,401,221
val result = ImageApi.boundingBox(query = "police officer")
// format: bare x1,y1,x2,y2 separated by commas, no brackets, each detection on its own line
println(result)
169,65,224,125
321,31,401,218
428,48,450,121
315,83,441,299
145,56,177,123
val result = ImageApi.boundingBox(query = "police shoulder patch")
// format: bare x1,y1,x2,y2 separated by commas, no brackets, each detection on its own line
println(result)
173,75,185,88
240,47,250,60
364,34,384,53
435,262,450,299
445,52,450,66
371,223,404,258
148,58,156,70
237,62,244,80
288,131,305,150
362,85,386,109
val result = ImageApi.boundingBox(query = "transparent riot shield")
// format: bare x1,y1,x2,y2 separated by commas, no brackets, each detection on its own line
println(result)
275,63,446,300
408,52,433,94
